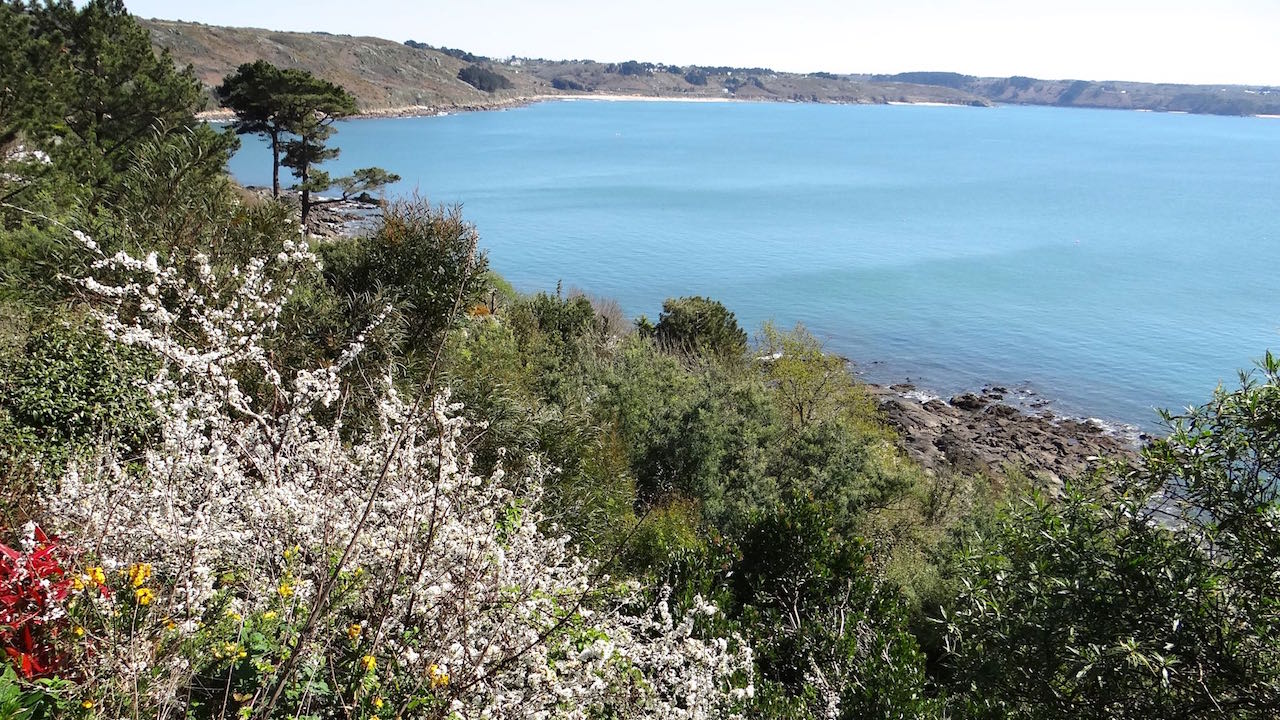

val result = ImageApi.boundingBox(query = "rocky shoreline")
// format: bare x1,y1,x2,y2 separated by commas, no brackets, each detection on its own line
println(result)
868,383,1146,491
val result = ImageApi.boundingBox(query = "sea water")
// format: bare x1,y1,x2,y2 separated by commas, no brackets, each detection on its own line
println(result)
227,101,1280,431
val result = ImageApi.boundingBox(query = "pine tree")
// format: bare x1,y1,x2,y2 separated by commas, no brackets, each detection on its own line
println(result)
216,60,298,198
1,0,213,208
218,62,398,225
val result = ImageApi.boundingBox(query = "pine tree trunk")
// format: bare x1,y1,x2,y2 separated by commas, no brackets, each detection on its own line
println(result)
300,169,310,226
299,136,311,226
270,130,280,198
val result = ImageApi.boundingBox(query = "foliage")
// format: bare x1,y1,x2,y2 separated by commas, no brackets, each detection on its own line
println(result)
457,65,513,93
663,502,939,720
943,356,1280,719
0,525,72,680
607,61,653,77
0,313,155,525
757,321,874,429
650,296,748,359
318,199,487,367
552,77,586,92
1,0,210,210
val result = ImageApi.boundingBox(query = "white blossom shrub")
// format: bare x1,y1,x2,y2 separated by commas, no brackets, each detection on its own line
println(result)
40,233,752,719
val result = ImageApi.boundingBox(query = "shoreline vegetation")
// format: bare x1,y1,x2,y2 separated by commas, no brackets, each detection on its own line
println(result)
297,191,1145,486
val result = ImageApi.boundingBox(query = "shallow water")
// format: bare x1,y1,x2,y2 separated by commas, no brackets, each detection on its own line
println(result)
228,101,1280,431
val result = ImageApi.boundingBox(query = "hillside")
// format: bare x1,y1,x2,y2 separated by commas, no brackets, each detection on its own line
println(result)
142,19,536,111
143,19,1280,117
141,19,989,112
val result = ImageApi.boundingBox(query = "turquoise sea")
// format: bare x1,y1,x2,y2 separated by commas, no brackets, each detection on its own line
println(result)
227,101,1280,431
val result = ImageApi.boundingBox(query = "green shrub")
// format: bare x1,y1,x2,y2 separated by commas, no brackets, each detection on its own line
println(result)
0,313,155,524
651,295,748,359
942,355,1280,718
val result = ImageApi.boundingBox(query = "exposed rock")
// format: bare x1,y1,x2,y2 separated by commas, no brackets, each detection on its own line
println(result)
243,187,384,238
868,384,1140,493
950,392,988,410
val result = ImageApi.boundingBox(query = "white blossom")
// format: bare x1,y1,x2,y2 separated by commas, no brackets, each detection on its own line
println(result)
49,237,752,718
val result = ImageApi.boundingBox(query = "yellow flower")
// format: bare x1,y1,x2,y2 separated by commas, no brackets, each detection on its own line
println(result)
347,623,362,641
359,654,377,672
73,625,86,637
372,696,384,709
81,699,94,709
277,580,294,598
261,610,277,620
134,587,155,606
86,566,106,586
128,563,152,588
72,576,85,591
283,545,300,560
165,619,178,632
428,663,449,689
225,609,242,622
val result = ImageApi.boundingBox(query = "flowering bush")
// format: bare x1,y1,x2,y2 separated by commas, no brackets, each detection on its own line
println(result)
16,231,752,718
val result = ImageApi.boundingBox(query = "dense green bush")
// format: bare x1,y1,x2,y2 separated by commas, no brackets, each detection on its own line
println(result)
685,70,709,86
319,199,489,365
551,76,586,91
650,295,748,358
0,314,155,524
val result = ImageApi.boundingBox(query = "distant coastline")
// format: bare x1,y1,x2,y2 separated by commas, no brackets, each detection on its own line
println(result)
199,93,1280,124
152,18,1280,122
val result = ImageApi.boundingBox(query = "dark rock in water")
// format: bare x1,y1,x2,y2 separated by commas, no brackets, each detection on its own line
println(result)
890,383,916,392
950,393,988,410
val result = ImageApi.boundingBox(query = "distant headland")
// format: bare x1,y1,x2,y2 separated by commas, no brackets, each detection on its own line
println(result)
144,19,1280,119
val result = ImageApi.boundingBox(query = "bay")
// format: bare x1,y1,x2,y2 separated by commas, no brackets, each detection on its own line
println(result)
228,101,1280,431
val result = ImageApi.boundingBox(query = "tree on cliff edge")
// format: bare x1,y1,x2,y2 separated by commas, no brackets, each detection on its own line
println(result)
217,62,398,223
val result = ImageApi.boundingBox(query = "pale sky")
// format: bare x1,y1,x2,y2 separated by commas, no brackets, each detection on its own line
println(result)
126,0,1280,86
